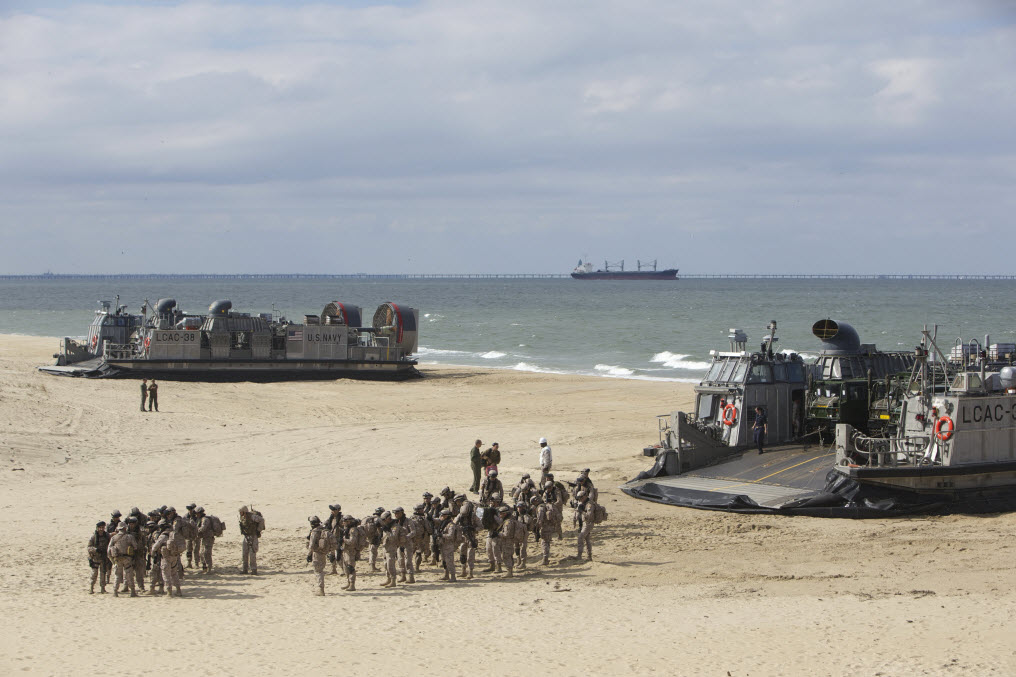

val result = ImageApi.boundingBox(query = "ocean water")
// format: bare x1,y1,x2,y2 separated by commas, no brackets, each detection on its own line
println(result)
2,278,1014,382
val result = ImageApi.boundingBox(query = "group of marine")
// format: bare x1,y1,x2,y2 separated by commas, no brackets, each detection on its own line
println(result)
86,503,263,597
86,470,604,598
305,466,604,595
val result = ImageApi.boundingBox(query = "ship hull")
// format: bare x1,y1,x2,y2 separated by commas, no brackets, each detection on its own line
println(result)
102,358,420,380
571,269,678,280
41,357,420,380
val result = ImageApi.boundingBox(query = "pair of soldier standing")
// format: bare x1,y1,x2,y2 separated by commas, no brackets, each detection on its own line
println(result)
139,379,159,412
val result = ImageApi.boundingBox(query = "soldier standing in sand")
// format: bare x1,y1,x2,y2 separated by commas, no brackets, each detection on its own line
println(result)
87,521,110,594
140,379,148,412
469,439,483,494
147,379,159,412
238,505,264,575
307,516,333,596
574,490,595,561
539,437,552,484
533,495,555,565
339,514,363,591
437,508,461,582
108,523,139,597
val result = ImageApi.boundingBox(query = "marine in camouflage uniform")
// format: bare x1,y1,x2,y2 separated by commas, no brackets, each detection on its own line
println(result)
378,511,405,588
153,519,184,597
571,470,598,504
482,493,504,571
339,514,363,591
307,516,333,596
479,470,503,507
428,496,443,564
493,505,518,577
184,503,200,568
105,511,121,585
436,509,461,582
513,502,532,571
324,504,342,574
165,507,192,581
510,473,537,506
438,486,455,514
145,520,164,595
239,505,264,575
126,514,147,592
573,490,594,560
87,521,110,594
362,507,384,572
195,507,215,573
542,477,565,539
532,495,554,565
392,507,416,584
409,504,432,572
456,503,481,579
108,523,139,597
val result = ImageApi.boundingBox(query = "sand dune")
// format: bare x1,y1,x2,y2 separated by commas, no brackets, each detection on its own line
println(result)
1,334,1014,675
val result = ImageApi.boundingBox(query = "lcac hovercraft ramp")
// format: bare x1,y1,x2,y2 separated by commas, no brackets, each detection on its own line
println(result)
622,444,844,514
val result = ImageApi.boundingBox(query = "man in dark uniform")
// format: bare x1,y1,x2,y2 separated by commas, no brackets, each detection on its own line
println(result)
147,380,159,412
140,379,148,412
469,439,482,494
753,406,768,454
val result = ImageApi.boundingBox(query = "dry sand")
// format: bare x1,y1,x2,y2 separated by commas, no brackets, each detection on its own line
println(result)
1,333,1014,676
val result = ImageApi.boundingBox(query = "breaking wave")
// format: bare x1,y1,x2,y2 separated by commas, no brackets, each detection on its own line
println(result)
480,351,507,359
512,362,567,375
650,351,712,371
594,364,635,377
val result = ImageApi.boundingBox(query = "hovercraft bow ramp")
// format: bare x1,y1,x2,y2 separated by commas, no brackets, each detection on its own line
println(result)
621,443,961,517
37,357,118,378
622,444,841,514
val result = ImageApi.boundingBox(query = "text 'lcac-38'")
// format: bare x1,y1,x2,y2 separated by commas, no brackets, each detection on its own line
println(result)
40,296,419,380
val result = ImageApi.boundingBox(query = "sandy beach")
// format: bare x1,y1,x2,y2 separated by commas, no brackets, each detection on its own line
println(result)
1,333,1014,676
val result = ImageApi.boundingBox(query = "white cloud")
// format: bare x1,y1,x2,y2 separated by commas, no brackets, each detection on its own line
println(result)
0,1,1014,274
870,58,942,125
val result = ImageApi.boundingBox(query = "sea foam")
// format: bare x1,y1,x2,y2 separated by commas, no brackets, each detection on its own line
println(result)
594,364,635,376
650,351,712,371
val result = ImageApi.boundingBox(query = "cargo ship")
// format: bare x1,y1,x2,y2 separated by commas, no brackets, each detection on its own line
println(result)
571,259,678,280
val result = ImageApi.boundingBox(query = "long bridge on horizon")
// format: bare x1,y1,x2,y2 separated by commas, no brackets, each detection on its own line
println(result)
1,272,1015,281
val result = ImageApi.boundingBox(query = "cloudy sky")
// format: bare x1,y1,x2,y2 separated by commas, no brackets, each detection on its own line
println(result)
1,1,1014,274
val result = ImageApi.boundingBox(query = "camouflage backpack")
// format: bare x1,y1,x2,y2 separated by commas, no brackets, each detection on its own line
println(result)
110,533,131,558
209,515,225,537
166,531,187,557
252,510,265,536
316,529,336,554
592,503,608,525
178,517,198,541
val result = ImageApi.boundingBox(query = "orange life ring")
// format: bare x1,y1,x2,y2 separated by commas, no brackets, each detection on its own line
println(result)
90,335,98,348
935,416,954,441
143,337,151,350
722,403,738,426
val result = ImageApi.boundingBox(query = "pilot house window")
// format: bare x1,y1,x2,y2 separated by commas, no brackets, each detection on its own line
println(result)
230,332,251,350
747,364,773,384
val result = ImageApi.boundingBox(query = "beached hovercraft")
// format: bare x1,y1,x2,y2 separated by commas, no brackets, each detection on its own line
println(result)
40,298,419,380
618,320,1016,517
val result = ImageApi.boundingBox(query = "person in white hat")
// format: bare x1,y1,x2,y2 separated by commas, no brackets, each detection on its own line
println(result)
538,437,552,485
